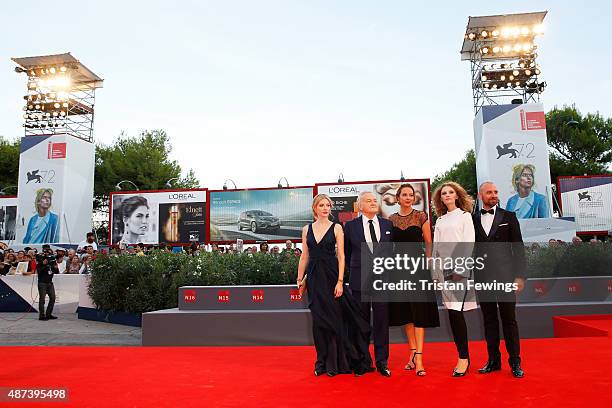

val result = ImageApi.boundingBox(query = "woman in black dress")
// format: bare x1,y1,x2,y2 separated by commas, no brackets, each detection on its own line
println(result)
297,194,372,377
388,184,440,376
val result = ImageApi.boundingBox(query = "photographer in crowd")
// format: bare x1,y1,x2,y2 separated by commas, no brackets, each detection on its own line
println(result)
37,248,60,321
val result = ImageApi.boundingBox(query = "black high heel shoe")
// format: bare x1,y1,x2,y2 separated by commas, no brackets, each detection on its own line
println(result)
413,352,426,377
404,348,417,370
452,358,470,377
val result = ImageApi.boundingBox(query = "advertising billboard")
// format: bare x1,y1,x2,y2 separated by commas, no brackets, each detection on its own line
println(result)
208,187,314,243
0,196,18,242
474,103,553,219
558,175,612,234
14,134,95,244
109,189,207,246
315,179,431,224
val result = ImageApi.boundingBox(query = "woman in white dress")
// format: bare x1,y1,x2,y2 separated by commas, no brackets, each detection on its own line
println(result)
432,181,475,377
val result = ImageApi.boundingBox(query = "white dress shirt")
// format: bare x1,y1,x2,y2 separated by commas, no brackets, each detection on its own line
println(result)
481,205,497,236
361,214,380,243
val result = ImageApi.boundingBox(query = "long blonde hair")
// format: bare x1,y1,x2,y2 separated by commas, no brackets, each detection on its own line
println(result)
432,181,474,217
311,194,333,221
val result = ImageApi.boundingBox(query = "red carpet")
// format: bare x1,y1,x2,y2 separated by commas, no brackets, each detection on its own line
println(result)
553,314,612,337
1,337,611,407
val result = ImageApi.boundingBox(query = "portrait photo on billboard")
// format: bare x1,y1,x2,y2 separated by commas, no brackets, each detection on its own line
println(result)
209,187,314,243
21,188,60,244
0,198,17,241
110,194,158,246
505,164,550,219
315,179,431,224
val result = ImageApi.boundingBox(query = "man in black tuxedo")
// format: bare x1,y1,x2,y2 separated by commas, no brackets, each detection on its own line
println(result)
344,192,393,377
473,181,526,378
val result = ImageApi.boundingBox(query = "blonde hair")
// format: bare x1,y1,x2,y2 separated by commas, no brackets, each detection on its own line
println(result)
34,188,53,213
432,181,474,217
511,164,536,191
312,194,333,220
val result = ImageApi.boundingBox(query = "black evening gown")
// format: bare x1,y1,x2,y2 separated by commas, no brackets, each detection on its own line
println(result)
388,212,440,328
306,223,372,374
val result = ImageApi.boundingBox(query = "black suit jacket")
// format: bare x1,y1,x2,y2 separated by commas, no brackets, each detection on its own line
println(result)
344,215,393,291
473,206,527,282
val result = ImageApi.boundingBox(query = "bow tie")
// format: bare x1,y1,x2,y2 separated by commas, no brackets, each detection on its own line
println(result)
480,208,494,215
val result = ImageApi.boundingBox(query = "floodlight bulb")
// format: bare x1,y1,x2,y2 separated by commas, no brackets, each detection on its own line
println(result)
52,112,58,117
513,44,522,52
521,27,530,35
525,69,532,76
54,103,60,109
507,82,512,87
60,66,67,72
492,29,499,37
513,70,519,76
533,24,544,35
522,43,532,52
482,75,487,81
503,45,511,53
509,75,514,80
60,111,66,117
484,83,490,88
35,104,40,110
493,46,501,53
481,30,488,38
492,84,498,89
516,81,521,86
468,32,476,40
501,27,511,38
50,67,56,74
481,47,489,54
535,69,541,75
511,27,520,37
62,102,68,108
500,75,506,81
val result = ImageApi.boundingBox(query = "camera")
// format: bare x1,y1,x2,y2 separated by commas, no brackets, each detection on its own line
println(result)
36,253,56,263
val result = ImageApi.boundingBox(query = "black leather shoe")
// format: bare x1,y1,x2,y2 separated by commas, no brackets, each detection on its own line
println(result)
511,363,524,378
478,360,502,374
39,316,48,321
376,363,391,377
314,368,326,376
46,315,58,320
326,371,337,377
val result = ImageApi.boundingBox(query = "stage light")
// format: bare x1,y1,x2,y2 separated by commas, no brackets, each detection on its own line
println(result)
60,111,66,117
28,81,37,90
49,67,56,74
500,75,506,81
507,82,512,87
509,75,514,80
35,104,40,110
481,30,489,38
513,70,520,76
513,44,522,52
503,45,511,53
481,75,487,81
492,46,500,54
521,27,530,35
525,69,532,76
468,32,476,40
54,102,60,109
481,47,489,54
522,43,532,52
484,83,490,88
533,24,544,34
535,68,541,75
516,81,521,87
501,27,511,38
62,102,68,108
60,66,67,73
492,84,498,89
52,112,59,117
511,27,521,37
492,29,499,37
57,91,68,100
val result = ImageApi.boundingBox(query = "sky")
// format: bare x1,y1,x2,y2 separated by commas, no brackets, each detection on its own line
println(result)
1,0,610,191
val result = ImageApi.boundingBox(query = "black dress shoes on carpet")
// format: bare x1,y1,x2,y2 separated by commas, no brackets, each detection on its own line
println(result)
478,360,502,374
511,363,525,378
376,363,391,377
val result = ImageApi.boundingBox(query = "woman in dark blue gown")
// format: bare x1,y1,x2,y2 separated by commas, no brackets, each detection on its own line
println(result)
297,194,372,377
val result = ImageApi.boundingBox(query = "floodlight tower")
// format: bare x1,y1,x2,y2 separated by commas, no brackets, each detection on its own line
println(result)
12,53,103,142
460,12,547,114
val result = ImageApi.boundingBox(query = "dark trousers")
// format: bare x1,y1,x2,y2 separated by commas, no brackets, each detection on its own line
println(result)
38,282,56,318
480,301,521,364
448,310,469,359
312,324,338,372
351,290,389,365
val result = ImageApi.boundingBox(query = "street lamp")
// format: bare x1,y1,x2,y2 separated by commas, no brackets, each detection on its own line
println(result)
115,180,139,191
0,185,18,196
277,177,289,188
222,179,237,190
165,177,180,188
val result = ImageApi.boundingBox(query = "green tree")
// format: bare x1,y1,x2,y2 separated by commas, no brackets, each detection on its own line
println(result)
0,137,20,194
431,149,477,197
545,105,612,181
